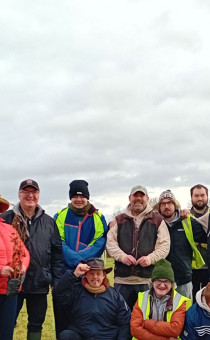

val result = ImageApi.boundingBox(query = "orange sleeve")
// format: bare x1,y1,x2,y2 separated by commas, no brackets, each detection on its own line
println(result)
131,300,170,340
143,302,186,337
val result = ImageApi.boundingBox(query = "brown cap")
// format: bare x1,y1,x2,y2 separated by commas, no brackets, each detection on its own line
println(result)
19,179,39,191
0,195,10,213
86,258,112,274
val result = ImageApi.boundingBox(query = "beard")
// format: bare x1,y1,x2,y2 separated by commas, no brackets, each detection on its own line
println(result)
192,202,208,210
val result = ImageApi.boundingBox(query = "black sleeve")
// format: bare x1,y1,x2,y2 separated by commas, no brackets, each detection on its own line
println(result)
116,291,131,340
0,210,15,224
50,220,65,285
207,220,210,280
53,270,81,307
191,217,207,243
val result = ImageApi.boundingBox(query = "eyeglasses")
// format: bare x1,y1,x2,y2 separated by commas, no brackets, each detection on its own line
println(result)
154,279,171,285
160,201,174,207
19,190,39,196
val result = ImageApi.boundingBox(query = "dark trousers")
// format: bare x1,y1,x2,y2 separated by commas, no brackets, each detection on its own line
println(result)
114,283,149,311
16,292,47,332
192,268,209,302
0,294,17,340
53,295,70,339
58,330,83,340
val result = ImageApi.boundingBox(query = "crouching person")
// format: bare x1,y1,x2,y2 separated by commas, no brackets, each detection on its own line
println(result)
53,258,131,340
181,282,210,339
131,259,192,340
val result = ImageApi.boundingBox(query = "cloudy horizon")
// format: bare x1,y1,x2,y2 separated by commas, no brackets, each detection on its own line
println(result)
1,0,210,221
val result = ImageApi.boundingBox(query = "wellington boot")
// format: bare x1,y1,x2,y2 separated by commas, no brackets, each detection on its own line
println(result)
27,331,41,340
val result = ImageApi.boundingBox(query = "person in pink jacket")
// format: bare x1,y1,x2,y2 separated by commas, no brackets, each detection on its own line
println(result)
0,194,30,340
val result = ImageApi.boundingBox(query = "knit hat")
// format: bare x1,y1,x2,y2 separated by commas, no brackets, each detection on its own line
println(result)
153,190,180,211
151,259,175,282
0,195,10,213
69,180,90,200
203,282,210,304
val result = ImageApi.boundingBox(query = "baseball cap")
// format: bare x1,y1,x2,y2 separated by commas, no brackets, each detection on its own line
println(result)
130,185,148,195
19,179,39,191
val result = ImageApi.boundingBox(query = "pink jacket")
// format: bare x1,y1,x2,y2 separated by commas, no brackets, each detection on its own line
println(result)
0,217,30,294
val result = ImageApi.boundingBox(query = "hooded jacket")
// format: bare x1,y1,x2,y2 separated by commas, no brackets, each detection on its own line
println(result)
106,204,170,284
181,287,210,339
53,270,131,340
0,217,30,294
54,205,108,270
0,204,64,294
131,288,188,340
165,211,206,285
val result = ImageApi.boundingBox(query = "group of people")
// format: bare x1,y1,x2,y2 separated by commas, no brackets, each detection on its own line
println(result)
0,179,209,339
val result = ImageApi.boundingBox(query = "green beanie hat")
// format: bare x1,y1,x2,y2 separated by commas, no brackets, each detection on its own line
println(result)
151,259,174,282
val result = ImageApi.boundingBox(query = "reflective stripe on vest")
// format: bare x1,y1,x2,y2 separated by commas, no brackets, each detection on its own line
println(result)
182,216,205,269
55,207,104,245
132,290,192,340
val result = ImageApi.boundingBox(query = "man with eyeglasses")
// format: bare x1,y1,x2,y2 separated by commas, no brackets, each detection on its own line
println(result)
106,185,170,311
154,190,207,301
0,179,64,340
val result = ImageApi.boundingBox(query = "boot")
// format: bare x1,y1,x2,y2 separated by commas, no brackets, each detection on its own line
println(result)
27,331,41,340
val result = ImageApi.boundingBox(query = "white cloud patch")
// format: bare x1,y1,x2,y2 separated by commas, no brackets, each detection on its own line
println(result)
1,0,210,219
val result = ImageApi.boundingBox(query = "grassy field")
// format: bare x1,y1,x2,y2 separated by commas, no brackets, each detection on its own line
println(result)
13,256,114,340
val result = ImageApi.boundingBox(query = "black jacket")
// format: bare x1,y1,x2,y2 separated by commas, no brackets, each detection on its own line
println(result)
53,271,131,340
166,213,207,285
0,204,64,294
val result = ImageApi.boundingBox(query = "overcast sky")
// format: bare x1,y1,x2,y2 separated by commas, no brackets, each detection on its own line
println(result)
1,0,210,220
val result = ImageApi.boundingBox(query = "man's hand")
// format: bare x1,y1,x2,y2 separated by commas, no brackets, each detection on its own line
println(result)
137,256,151,267
0,266,14,277
74,263,90,277
122,255,137,266
19,265,27,276
180,209,190,218
108,220,116,228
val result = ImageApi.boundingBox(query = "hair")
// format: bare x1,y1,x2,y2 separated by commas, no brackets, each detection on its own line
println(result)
190,184,208,198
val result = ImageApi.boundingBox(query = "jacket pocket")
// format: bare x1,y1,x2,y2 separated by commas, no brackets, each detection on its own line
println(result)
33,267,52,288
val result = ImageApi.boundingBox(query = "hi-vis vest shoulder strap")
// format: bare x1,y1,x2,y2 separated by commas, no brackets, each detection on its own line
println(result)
132,290,192,340
182,216,205,269
55,207,104,244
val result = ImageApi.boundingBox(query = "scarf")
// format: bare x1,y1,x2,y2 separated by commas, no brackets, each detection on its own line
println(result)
82,275,109,294
69,201,92,216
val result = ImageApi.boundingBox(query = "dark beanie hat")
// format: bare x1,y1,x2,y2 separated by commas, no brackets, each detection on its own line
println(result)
151,259,174,282
69,180,90,200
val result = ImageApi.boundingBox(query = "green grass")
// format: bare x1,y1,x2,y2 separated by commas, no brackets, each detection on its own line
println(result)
13,256,114,339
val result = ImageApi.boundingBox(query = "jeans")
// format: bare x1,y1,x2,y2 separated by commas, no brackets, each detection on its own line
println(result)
0,294,17,340
176,281,193,300
114,283,149,310
16,292,47,332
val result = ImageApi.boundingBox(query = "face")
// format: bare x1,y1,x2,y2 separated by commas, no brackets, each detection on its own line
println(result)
153,279,172,299
85,269,105,288
129,191,149,215
191,188,208,210
71,195,88,209
19,186,40,211
159,199,175,220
